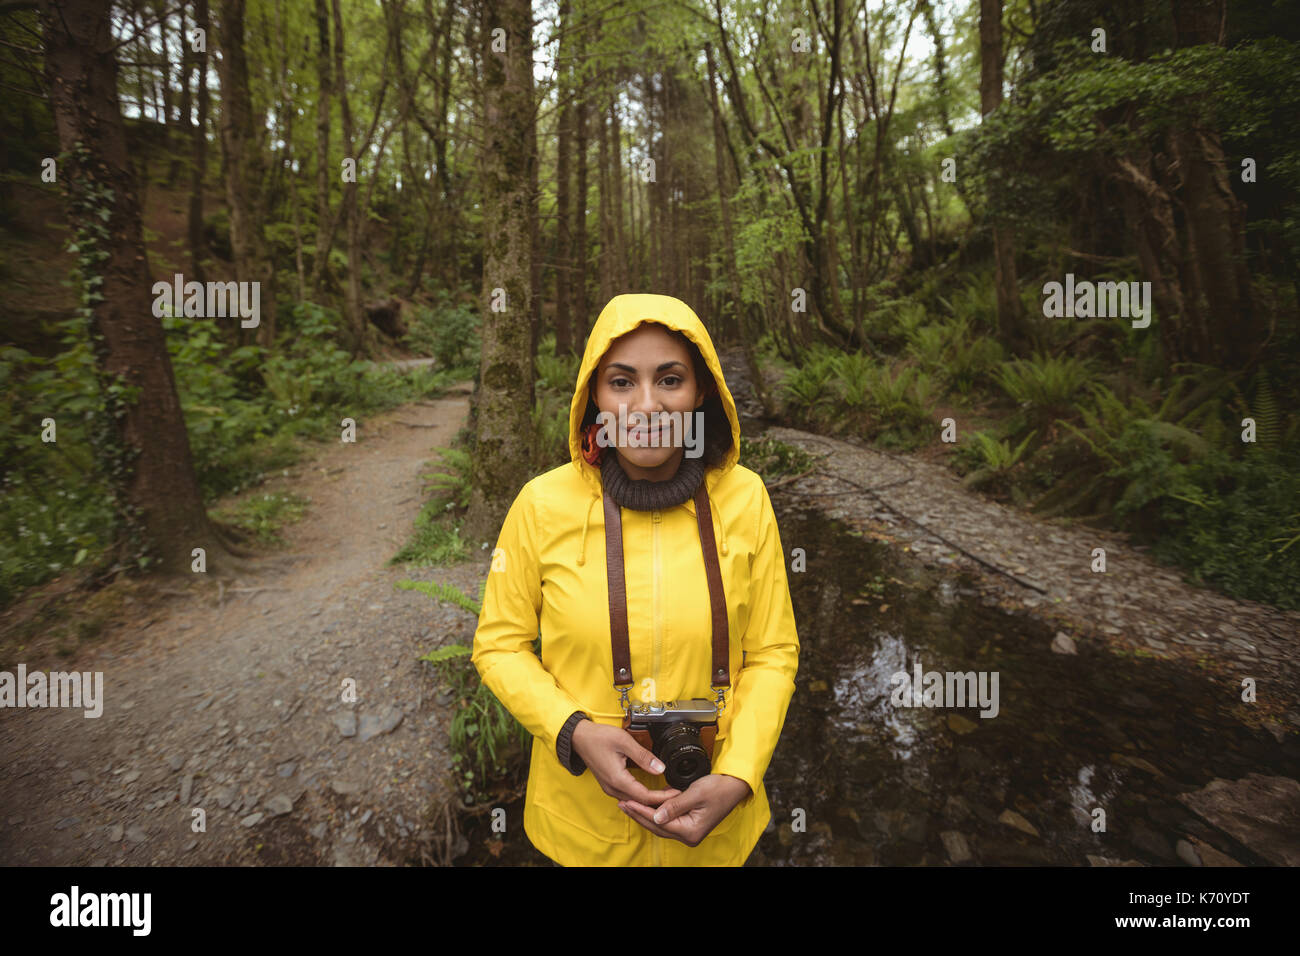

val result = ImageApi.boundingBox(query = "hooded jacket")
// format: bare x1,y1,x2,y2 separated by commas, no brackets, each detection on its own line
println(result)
471,293,800,866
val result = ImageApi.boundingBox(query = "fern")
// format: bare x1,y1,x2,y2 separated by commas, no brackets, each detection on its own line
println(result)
397,578,481,615
417,644,473,664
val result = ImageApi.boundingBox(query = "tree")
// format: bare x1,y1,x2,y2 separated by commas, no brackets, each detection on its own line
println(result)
979,0,1027,354
37,0,257,578
216,0,278,346
461,0,539,544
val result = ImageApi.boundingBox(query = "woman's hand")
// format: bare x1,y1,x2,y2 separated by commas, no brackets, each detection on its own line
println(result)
618,773,752,847
571,719,681,806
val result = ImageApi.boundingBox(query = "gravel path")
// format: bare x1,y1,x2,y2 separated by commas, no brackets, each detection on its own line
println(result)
0,386,483,866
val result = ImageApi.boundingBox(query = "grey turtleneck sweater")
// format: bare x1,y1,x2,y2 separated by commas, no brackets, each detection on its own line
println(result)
554,449,708,775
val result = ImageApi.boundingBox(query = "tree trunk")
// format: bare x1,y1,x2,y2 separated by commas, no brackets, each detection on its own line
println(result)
331,0,366,354
1168,0,1256,366
462,0,539,544
188,0,210,284
216,0,277,347
572,56,589,339
554,0,573,354
310,0,332,299
979,0,1025,353
38,0,257,579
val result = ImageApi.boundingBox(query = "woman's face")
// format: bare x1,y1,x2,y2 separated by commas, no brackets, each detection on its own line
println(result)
590,323,707,482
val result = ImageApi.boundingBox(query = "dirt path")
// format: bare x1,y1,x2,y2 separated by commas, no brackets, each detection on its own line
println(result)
0,385,484,866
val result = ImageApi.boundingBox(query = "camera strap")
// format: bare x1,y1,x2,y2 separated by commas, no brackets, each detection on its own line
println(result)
603,483,731,711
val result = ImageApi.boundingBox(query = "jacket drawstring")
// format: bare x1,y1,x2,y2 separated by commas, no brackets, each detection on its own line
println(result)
576,491,598,566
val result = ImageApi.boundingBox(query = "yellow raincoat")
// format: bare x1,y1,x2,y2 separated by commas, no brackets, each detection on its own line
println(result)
471,293,800,866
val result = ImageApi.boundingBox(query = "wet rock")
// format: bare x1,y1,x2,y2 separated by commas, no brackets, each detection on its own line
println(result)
940,830,972,863
1186,836,1243,867
106,824,124,843
944,795,972,822
168,755,186,772
240,813,264,827
997,809,1039,838
1111,753,1165,777
1086,854,1144,867
1128,822,1176,862
1050,632,1077,655
1176,774,1300,866
277,761,297,778
121,770,140,784
1175,839,1201,866
265,794,294,817
947,714,978,735
69,770,90,784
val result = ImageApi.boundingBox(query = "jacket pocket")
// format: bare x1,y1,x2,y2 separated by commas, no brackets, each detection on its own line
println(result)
531,736,633,845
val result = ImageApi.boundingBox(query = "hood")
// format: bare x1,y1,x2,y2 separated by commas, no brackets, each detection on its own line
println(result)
568,293,741,491
568,293,741,564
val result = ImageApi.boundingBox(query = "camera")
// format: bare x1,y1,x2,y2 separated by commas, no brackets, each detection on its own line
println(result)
622,698,719,790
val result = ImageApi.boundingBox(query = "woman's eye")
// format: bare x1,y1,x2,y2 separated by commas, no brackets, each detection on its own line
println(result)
660,376,682,387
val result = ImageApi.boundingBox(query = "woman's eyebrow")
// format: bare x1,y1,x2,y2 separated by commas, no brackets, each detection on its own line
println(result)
606,360,688,374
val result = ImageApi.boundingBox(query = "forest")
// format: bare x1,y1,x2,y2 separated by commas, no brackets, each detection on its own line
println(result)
0,0,1298,868
3,0,1298,634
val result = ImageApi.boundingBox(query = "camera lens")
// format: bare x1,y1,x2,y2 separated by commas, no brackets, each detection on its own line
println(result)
654,721,711,791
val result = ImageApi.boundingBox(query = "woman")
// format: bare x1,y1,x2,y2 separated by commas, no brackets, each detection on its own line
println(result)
472,292,800,866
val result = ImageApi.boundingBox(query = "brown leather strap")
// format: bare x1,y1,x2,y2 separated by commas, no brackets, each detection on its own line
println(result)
693,484,731,689
603,486,730,696
603,492,632,690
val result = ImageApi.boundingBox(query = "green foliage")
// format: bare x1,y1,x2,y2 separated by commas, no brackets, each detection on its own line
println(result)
390,504,470,567
405,579,530,803
403,289,480,370
390,448,474,567
532,331,579,469
1152,447,1300,610
995,352,1093,435
1235,370,1280,449
960,430,1037,492
208,491,308,546
739,434,815,484
535,332,580,391
1034,381,1209,520
829,351,875,408
905,316,1003,395
778,344,839,427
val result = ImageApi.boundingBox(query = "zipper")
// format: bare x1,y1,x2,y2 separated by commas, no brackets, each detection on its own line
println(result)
651,507,662,868
651,508,662,691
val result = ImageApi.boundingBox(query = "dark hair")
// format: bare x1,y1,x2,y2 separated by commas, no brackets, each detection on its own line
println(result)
581,326,734,470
